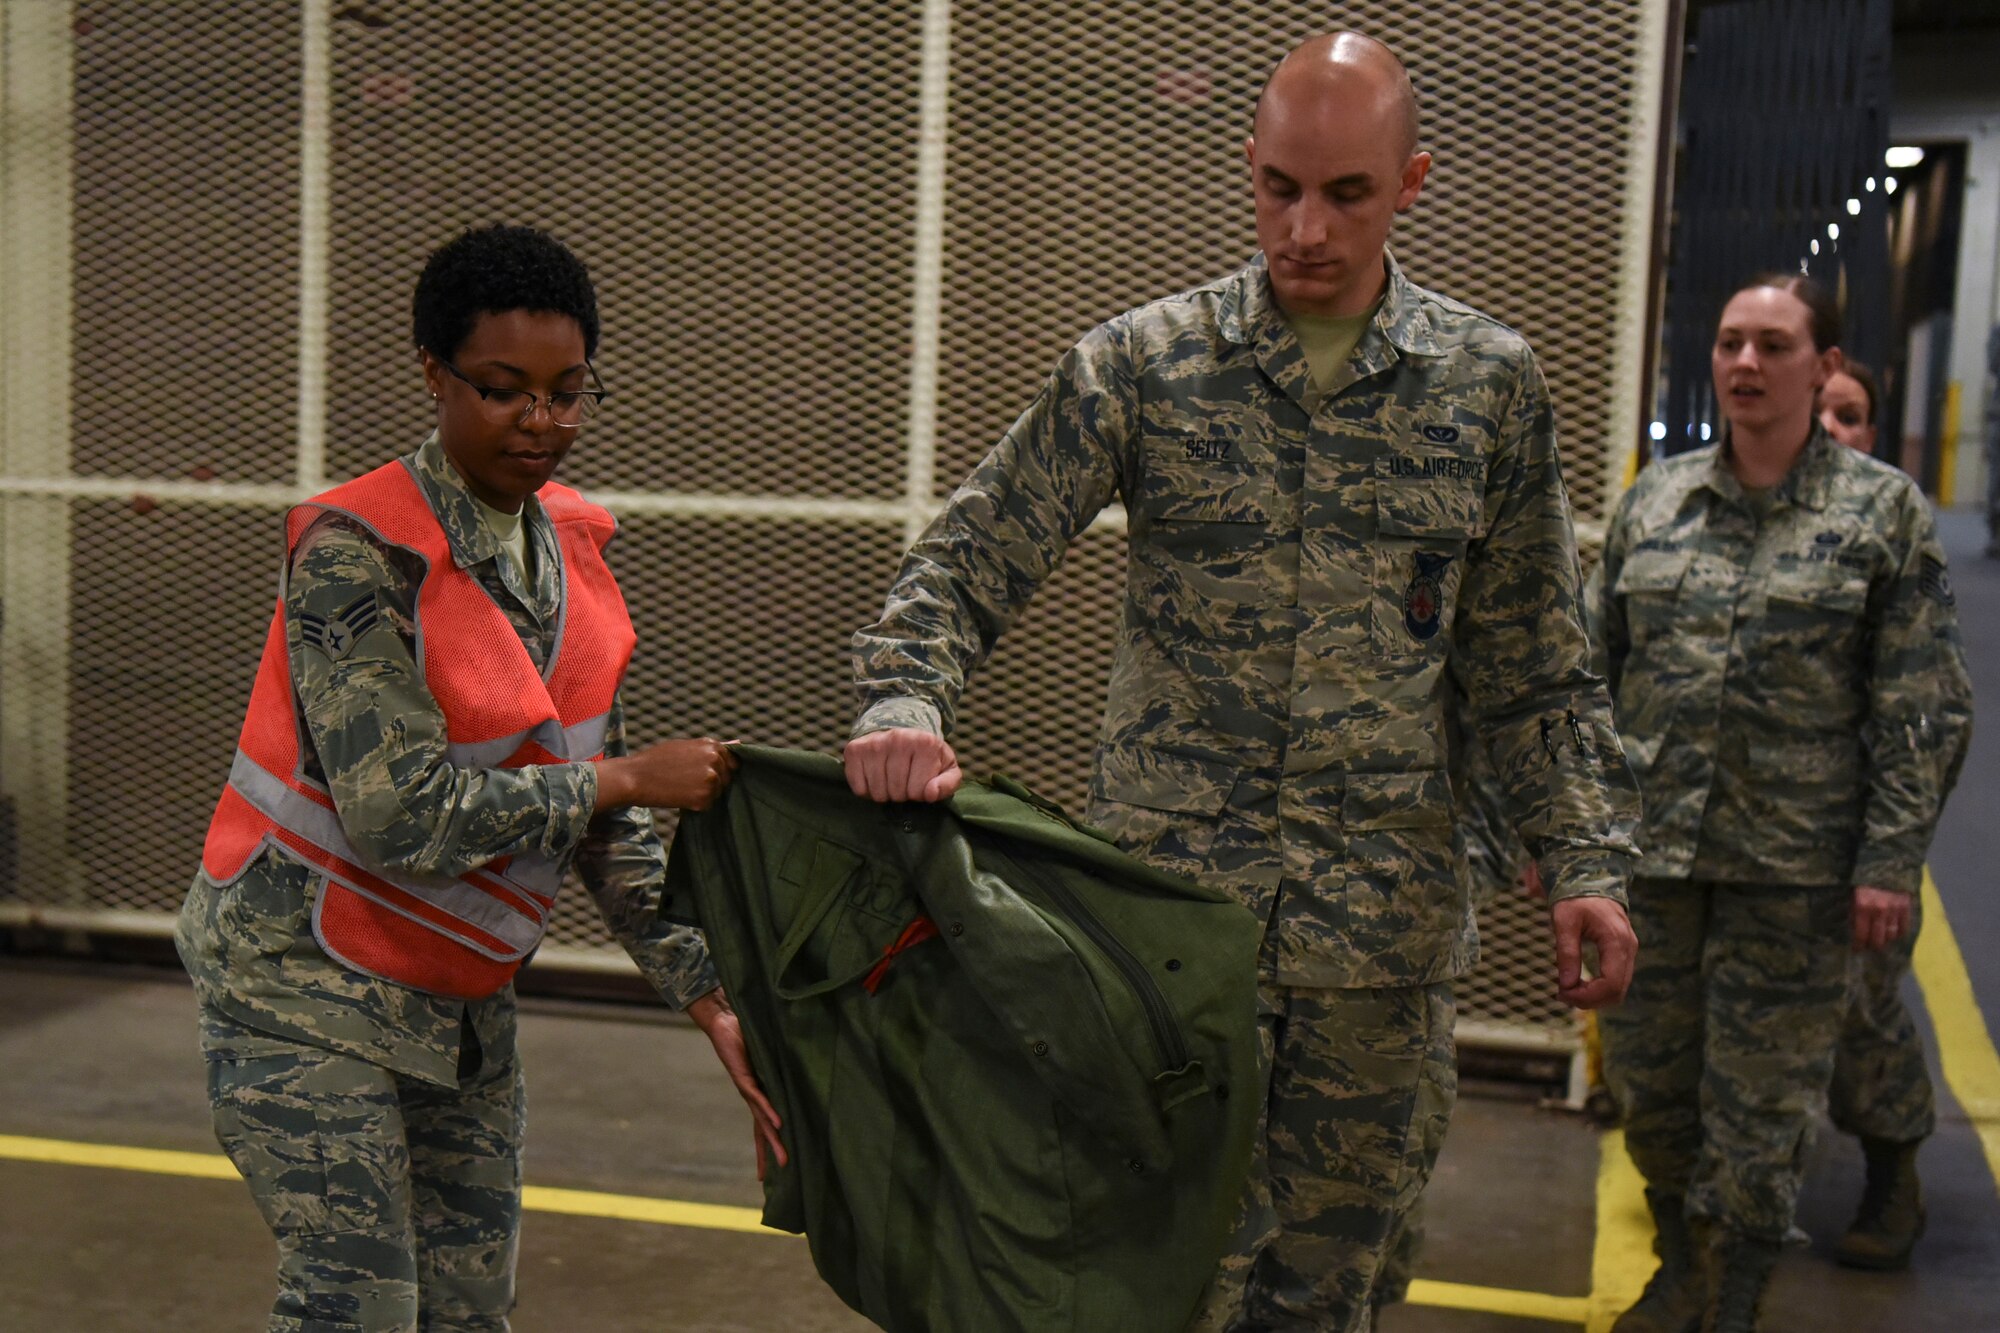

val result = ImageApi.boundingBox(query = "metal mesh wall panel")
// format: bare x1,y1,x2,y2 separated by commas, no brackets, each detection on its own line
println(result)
3,0,1661,1049
324,1,922,495
937,0,1647,531
64,499,278,914
71,3,300,483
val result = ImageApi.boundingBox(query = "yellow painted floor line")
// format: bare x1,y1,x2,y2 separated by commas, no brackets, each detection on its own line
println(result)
1586,1129,1654,1333
0,1129,1595,1322
1913,869,2000,1187
0,1132,780,1235
0,1133,242,1182
521,1183,775,1235
1406,1277,1586,1324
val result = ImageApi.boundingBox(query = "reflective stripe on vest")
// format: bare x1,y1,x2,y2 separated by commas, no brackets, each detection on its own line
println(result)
228,748,552,959
199,457,635,999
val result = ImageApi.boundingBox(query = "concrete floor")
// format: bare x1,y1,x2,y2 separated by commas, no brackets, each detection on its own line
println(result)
3,510,1999,1332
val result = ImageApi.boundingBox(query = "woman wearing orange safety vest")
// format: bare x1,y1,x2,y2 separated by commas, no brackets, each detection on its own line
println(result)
176,224,783,1332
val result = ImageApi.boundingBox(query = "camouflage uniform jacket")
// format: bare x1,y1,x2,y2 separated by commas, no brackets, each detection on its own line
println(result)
176,437,718,1086
1589,427,1973,893
853,255,1639,989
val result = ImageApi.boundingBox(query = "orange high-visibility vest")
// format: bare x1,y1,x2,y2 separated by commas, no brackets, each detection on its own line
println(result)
201,457,635,999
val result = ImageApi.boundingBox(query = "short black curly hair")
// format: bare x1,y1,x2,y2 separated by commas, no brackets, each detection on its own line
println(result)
411,224,599,362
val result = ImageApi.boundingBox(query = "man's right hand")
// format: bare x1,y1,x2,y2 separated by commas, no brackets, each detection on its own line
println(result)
595,738,738,812
844,728,962,803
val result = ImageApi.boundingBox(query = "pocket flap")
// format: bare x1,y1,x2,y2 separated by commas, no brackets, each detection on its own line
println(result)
1766,569,1869,612
770,840,914,1000
1095,748,1237,815
1342,770,1453,830
1614,548,1689,595
1744,734,1860,774
1375,457,1483,538
1140,435,1272,524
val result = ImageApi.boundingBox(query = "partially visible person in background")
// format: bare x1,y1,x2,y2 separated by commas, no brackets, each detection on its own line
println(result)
1593,274,1972,1333
1985,326,2000,557
1819,360,1879,456
1817,357,1967,1270
177,224,782,1333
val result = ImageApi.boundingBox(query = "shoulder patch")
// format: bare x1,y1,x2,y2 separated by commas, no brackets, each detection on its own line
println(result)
1918,555,1954,606
298,590,382,661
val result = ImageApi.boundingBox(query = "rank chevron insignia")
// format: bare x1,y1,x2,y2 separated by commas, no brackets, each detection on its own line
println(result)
298,591,381,661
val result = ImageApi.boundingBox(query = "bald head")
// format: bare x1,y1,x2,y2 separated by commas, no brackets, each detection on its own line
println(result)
1255,33,1419,160
1244,32,1431,316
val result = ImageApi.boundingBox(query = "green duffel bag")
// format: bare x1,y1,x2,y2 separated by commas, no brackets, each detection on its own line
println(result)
662,746,1261,1333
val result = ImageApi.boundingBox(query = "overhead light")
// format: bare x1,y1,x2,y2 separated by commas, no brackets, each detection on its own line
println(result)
1885,145,1925,169
1886,176,1899,194
1827,222,1840,239
1811,239,1821,255
1865,177,1877,192
1847,198,1861,215
1700,423,1713,442
1649,421,1667,442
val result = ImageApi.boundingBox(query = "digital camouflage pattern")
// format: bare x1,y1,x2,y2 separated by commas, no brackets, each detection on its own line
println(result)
205,1007,522,1332
177,437,716,1329
1588,426,1973,893
1371,698,1519,1314
1599,878,1852,1241
854,254,1630,1330
1595,427,1971,1243
1829,888,1935,1146
1826,673,1971,1149
1189,982,1456,1333
853,254,1639,992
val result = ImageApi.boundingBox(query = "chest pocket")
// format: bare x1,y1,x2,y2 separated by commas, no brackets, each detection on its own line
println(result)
1133,433,1278,644
1761,560,1872,670
1370,452,1483,655
1611,544,1691,645
1764,564,1870,614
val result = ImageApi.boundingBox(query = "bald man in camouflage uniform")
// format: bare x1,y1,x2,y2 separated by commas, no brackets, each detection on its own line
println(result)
845,33,1639,1333
176,437,727,1332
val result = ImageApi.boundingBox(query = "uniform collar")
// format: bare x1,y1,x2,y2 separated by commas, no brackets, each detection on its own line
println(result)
408,433,549,571
1221,253,1443,410
1704,422,1842,513
1218,251,1443,358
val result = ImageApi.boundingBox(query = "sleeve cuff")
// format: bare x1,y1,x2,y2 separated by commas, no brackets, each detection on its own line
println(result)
852,697,944,739
1539,846,1633,909
660,957,723,1011
1850,850,1922,896
539,761,600,859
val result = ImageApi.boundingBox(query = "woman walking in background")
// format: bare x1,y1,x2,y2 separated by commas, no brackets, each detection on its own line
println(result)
1593,275,1972,1333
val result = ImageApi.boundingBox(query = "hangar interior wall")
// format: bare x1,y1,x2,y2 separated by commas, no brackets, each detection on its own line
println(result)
0,0,1670,1054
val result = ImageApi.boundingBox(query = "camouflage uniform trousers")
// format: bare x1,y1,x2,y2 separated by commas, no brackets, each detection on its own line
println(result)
1371,1193,1425,1311
204,1005,523,1332
1600,877,1851,1241
1829,888,1936,1145
1189,980,1457,1333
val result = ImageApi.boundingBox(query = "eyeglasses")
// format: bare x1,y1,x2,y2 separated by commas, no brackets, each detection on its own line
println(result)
434,357,608,428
